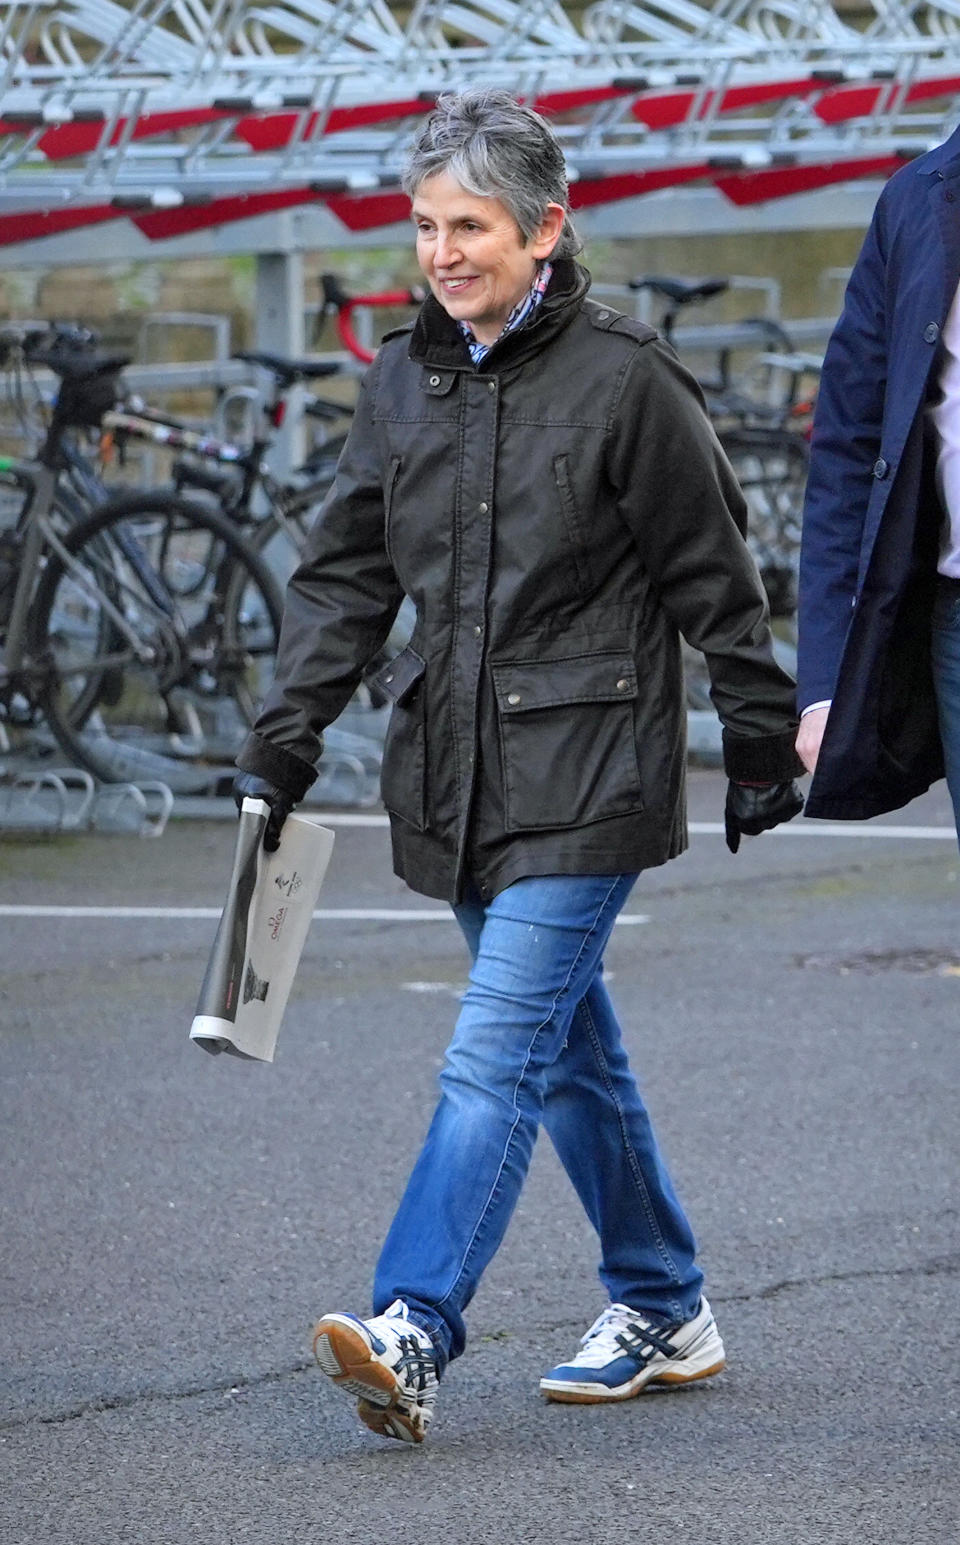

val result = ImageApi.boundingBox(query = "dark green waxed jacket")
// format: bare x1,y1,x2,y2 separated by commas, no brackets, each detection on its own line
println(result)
237,260,801,902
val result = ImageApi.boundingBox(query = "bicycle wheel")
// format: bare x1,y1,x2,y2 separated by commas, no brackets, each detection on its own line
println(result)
250,461,340,588
722,428,809,619
29,492,282,792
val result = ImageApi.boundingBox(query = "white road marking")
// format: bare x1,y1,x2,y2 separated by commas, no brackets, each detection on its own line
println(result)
689,822,956,840
311,812,956,841
0,821,952,923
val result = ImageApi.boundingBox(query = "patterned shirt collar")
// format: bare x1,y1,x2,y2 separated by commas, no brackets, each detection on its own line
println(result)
457,261,553,365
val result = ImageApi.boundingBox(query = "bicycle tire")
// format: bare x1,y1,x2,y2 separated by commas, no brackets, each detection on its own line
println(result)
249,461,341,584
29,491,283,792
721,428,809,619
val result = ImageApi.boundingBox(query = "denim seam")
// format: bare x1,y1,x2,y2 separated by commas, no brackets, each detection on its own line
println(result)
434,875,628,1313
578,992,685,1321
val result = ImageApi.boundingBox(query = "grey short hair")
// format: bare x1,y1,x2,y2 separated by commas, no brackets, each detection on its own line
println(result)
402,88,581,261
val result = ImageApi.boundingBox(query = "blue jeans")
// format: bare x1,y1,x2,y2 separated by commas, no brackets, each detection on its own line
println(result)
372,872,704,1370
932,577,960,838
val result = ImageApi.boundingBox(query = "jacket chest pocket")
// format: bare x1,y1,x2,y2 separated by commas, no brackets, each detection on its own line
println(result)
552,454,595,596
383,456,403,568
367,644,428,830
491,653,644,832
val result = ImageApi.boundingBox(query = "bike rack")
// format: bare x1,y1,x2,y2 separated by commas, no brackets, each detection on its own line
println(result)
309,717,389,808
0,767,174,838
0,3,956,224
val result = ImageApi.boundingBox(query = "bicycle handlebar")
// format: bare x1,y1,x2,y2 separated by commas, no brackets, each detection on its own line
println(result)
321,273,425,363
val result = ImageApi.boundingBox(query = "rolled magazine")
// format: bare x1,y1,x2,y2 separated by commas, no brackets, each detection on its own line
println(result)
190,798,335,1063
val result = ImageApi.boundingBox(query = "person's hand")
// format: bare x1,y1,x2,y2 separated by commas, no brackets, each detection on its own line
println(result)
796,706,829,775
725,780,804,854
232,770,296,853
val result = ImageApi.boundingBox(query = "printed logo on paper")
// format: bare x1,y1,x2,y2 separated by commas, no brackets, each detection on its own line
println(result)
268,905,287,941
243,960,269,1003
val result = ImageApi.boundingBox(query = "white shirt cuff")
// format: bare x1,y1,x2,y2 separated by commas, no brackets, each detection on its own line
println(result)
800,700,831,717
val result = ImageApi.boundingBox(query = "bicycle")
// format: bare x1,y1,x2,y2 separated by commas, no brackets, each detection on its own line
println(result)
0,330,283,794
102,348,356,569
102,344,422,725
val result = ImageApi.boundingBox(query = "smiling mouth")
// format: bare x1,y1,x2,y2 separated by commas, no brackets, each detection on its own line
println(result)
440,276,477,292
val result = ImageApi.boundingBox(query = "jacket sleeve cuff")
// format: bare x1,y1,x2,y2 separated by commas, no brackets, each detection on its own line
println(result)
235,731,319,801
722,728,805,783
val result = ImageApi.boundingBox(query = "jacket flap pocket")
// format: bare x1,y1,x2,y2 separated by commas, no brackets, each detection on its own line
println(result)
368,645,426,705
422,369,458,397
492,654,638,713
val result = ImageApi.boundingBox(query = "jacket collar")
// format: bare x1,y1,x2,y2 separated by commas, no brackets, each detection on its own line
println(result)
407,259,591,371
918,122,960,182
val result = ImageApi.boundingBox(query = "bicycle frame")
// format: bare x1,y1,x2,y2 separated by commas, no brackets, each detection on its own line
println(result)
0,457,57,678
102,404,336,553
0,453,174,688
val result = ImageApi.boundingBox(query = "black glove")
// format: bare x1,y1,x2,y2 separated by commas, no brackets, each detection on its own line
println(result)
232,770,296,854
725,779,804,854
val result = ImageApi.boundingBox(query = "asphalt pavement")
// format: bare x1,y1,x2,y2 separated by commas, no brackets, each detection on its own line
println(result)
1,768,958,1544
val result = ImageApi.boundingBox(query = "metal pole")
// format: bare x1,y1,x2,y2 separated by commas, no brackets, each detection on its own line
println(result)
254,250,306,481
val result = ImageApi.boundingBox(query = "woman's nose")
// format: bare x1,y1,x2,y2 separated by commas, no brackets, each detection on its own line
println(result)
434,230,460,268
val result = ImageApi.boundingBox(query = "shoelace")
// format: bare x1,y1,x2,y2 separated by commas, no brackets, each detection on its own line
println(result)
391,1334,438,1394
581,1306,681,1363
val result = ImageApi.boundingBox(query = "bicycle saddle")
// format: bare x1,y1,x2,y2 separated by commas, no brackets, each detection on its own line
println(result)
628,276,729,305
233,350,341,384
29,348,129,382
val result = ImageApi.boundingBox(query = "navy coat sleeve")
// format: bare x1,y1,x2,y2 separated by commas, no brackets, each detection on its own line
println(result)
797,200,890,709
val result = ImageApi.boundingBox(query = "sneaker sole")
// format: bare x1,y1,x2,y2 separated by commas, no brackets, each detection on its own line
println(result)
312,1318,425,1444
540,1353,726,1404
356,1397,422,1444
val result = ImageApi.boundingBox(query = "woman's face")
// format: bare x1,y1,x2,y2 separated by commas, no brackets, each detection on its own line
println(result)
412,169,564,347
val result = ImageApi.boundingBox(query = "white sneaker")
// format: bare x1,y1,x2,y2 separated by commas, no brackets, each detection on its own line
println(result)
312,1299,440,1443
540,1296,725,1403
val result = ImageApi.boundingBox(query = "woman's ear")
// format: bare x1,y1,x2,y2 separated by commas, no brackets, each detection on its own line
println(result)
531,202,567,259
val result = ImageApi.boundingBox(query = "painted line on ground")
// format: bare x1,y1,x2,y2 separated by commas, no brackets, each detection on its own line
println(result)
690,821,956,840
0,904,652,923
309,813,956,841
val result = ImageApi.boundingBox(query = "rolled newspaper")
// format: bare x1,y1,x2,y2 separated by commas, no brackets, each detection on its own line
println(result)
190,798,335,1062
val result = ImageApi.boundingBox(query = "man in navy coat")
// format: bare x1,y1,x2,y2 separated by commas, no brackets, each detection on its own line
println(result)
797,122,960,837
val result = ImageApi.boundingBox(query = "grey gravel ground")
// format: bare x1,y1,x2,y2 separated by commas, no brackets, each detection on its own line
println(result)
1,769,958,1544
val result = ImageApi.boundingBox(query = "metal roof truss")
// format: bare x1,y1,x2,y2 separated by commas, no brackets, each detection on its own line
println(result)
0,1,957,229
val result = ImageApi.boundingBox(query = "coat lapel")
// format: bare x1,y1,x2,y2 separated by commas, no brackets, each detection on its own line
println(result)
933,153,960,312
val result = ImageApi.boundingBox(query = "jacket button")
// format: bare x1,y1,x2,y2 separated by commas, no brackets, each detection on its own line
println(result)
597,310,609,321
872,457,889,478
478,501,488,513
429,374,441,386
616,678,630,691
924,323,940,343
488,381,496,392
507,692,521,706
473,625,483,637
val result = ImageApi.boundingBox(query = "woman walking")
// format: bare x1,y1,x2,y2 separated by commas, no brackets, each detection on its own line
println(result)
234,88,803,1444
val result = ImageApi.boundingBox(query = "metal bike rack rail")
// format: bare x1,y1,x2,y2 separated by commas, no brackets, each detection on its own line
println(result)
0,766,174,836
0,2,956,232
